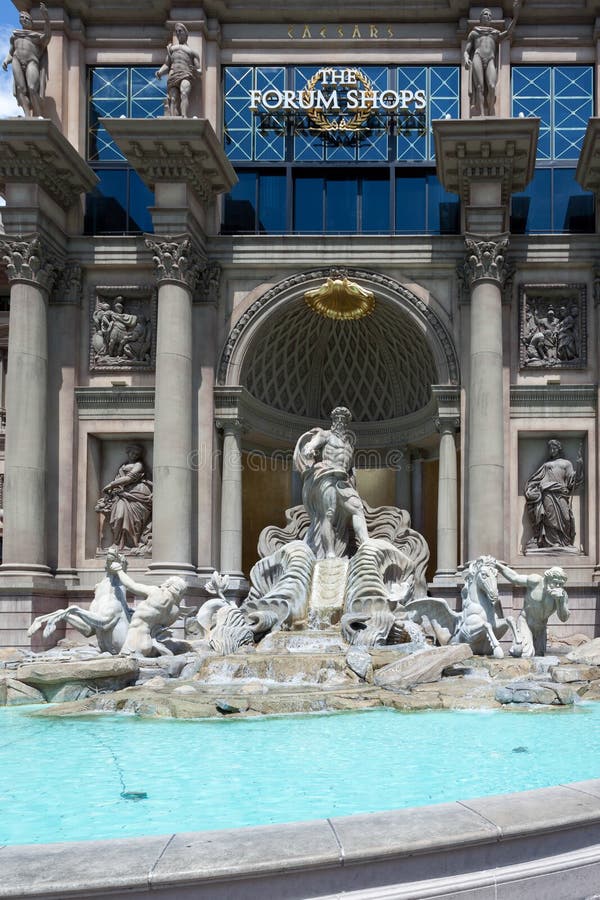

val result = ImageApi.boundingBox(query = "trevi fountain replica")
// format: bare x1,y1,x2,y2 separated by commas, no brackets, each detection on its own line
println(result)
2,405,599,719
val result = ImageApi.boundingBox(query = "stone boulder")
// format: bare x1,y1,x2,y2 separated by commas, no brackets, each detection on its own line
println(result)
0,676,45,706
13,657,139,702
495,679,575,706
567,638,600,666
550,664,600,684
374,644,473,692
345,648,373,682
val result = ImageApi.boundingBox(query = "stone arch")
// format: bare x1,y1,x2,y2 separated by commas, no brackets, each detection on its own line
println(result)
217,269,459,442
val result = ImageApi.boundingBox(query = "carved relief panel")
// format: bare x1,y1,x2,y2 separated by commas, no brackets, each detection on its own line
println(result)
89,285,157,372
519,284,586,370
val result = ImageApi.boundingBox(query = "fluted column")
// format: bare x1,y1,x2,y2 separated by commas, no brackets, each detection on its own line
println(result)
464,234,509,560
0,234,60,575
217,419,244,575
145,234,203,575
435,417,459,575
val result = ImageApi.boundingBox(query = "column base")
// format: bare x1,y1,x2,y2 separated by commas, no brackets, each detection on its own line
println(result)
0,563,53,584
432,569,459,586
146,561,198,579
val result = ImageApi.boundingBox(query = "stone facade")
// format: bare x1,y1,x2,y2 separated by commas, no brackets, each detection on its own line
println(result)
0,0,599,646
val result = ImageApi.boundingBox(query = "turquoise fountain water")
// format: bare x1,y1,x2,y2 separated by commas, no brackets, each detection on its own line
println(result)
2,704,600,846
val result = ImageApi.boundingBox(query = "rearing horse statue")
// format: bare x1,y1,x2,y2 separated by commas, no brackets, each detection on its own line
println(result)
405,555,515,657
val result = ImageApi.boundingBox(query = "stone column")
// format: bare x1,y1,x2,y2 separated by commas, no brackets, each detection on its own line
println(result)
435,417,459,576
464,235,509,560
410,451,424,534
218,419,244,575
394,445,411,512
0,234,60,575
145,235,202,575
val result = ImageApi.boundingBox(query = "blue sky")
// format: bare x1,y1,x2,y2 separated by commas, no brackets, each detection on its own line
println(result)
0,0,33,116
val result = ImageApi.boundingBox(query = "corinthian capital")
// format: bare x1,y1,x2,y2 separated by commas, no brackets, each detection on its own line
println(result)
463,234,509,287
0,233,61,294
145,233,205,290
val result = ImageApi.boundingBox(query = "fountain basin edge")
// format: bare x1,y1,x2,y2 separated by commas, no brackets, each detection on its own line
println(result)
2,779,600,900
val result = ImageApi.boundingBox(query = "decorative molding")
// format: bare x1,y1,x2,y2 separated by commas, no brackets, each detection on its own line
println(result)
198,261,221,304
217,266,460,387
130,141,217,202
434,416,460,433
214,384,440,450
519,283,587,371
510,384,596,418
0,233,62,294
89,284,157,373
51,262,82,306
75,387,155,420
463,234,510,287
144,234,205,290
0,141,89,210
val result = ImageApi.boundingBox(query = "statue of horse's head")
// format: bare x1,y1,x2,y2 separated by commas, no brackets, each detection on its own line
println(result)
465,555,499,602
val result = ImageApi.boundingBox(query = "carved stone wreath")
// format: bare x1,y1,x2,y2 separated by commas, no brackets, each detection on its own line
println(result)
89,284,157,373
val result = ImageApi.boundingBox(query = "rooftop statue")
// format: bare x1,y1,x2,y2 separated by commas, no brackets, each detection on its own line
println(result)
2,2,51,117
464,0,521,117
156,22,201,118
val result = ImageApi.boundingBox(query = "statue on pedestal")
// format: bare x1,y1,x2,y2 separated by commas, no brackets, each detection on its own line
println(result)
2,2,50,117
464,0,521,117
496,561,569,657
156,22,201,118
524,439,583,553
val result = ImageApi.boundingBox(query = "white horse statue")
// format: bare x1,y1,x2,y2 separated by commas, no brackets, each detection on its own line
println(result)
405,555,515,657
28,548,132,654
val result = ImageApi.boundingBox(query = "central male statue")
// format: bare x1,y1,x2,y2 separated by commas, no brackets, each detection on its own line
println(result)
293,406,369,559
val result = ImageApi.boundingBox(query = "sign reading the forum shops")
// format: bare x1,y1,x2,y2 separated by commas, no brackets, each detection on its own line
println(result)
249,67,426,133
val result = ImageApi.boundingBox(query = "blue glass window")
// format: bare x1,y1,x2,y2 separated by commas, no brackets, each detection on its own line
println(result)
223,170,287,233
88,67,166,161
512,66,593,161
395,171,459,234
511,168,594,233
396,66,458,162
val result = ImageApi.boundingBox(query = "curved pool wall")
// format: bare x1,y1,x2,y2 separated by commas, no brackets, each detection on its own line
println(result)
3,780,600,899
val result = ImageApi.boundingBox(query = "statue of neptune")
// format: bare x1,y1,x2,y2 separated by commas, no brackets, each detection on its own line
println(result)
293,406,369,559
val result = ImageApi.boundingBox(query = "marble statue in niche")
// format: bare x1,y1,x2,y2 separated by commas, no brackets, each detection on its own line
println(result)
521,296,584,368
156,22,201,118
90,293,154,370
464,0,521,117
2,2,50,117
95,444,153,555
524,439,584,553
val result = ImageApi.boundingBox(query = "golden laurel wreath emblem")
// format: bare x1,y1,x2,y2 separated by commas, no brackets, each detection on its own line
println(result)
302,68,375,132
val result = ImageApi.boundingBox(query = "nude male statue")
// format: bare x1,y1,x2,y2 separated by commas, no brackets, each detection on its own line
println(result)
2,3,51,117
293,406,369,559
496,561,569,657
156,22,201,118
464,0,521,117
